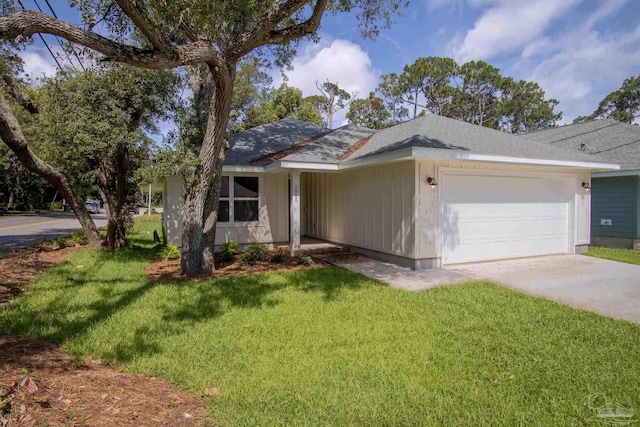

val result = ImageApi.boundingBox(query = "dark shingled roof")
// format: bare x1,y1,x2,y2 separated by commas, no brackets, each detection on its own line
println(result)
223,115,620,168
343,114,614,165
224,118,328,165
523,119,640,170
280,124,376,163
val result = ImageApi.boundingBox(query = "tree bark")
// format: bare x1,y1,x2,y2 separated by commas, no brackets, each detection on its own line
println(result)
0,91,101,245
180,63,235,277
97,145,129,250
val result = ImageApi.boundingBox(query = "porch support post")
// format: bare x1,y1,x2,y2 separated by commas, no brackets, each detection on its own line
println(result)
290,170,301,255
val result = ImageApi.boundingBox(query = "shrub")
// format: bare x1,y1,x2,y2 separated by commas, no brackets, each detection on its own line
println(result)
220,241,240,262
50,201,63,211
159,244,180,260
298,255,314,266
238,243,269,266
269,248,286,264
247,243,269,260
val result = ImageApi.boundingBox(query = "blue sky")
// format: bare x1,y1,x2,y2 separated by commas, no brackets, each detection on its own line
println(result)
19,0,640,127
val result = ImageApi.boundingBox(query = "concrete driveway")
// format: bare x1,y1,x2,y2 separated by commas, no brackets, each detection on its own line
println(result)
338,254,640,323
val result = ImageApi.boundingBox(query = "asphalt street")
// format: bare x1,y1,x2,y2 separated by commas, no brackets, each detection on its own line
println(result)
0,212,108,258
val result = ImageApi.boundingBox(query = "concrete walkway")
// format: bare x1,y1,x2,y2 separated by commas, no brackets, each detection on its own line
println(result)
338,254,640,323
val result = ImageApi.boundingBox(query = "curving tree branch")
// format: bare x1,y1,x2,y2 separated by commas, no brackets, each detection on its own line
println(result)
0,10,225,69
266,0,328,45
1,74,40,114
230,0,327,59
114,0,173,56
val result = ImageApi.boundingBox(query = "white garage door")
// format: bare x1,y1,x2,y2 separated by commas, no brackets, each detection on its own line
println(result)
441,172,574,265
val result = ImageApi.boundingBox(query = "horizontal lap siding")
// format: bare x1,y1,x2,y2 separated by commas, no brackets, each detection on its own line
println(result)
591,176,638,238
303,161,415,258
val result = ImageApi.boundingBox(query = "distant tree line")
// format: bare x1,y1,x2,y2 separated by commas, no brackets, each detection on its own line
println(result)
574,75,640,124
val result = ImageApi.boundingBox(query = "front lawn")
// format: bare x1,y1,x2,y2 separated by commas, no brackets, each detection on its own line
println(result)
1,217,639,425
584,246,640,265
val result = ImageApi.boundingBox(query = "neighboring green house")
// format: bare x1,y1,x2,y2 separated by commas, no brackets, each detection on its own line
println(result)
525,119,640,248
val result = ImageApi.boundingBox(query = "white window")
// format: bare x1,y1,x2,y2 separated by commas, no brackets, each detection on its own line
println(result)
218,176,259,224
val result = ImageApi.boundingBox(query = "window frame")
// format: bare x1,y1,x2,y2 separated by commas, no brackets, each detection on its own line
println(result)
218,174,262,227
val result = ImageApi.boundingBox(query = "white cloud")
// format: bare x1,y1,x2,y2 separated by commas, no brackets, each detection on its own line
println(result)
20,47,59,80
18,44,89,82
526,26,640,122
275,38,379,127
447,0,582,62
513,0,640,122
425,0,492,12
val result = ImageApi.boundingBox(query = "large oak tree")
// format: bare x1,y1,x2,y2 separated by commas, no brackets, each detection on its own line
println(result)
0,0,405,276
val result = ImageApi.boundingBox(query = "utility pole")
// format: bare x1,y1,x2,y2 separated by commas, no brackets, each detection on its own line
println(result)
148,183,152,215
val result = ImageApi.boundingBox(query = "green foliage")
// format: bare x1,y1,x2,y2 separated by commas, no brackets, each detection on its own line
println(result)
347,92,391,129
248,243,269,258
240,83,324,131
37,65,180,247
592,75,640,123
378,72,408,125
159,244,181,260
298,255,314,266
238,251,256,266
315,80,357,128
50,201,63,211
219,241,240,262
0,145,57,209
376,56,561,133
228,58,274,133
239,243,269,266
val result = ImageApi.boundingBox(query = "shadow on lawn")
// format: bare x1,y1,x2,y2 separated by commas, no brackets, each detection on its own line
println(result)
0,247,374,363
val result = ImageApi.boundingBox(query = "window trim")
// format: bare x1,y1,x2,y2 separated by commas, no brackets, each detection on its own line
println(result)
218,174,262,227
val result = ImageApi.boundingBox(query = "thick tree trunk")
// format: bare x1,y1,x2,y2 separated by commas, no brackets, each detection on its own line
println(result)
180,63,234,277
97,146,129,250
0,91,101,245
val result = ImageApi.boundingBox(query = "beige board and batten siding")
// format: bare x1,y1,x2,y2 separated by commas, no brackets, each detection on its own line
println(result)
415,158,591,264
302,160,416,258
162,173,289,247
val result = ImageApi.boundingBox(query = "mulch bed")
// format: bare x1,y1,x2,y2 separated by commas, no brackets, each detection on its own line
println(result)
0,335,206,426
148,251,323,282
0,246,82,308
0,244,208,426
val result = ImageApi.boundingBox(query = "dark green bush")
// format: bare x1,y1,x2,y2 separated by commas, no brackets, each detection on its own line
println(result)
298,255,314,266
238,243,269,266
247,243,268,260
220,241,240,262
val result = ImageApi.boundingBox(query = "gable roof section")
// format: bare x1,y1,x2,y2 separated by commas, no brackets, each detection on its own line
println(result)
222,115,620,171
343,114,611,165
224,118,328,165
523,119,640,170
280,124,376,163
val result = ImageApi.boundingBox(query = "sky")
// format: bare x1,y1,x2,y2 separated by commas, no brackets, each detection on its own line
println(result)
18,0,640,128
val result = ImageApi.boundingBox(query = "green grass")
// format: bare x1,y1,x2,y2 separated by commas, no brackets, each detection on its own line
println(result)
584,246,640,265
2,217,640,425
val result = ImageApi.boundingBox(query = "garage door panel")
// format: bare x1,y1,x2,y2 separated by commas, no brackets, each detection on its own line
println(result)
441,173,573,265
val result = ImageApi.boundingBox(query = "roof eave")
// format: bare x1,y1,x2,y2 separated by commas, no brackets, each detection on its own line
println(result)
225,147,621,173
592,168,640,177
410,147,621,170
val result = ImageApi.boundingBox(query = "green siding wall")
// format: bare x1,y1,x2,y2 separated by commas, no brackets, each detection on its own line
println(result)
591,176,638,238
